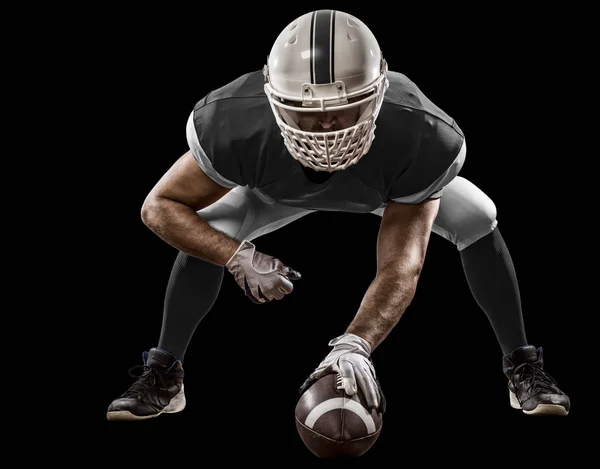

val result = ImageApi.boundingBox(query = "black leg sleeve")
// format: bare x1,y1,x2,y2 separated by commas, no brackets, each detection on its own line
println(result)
460,227,528,354
157,251,224,362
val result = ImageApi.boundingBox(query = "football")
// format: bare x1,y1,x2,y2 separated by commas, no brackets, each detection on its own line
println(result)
295,373,383,458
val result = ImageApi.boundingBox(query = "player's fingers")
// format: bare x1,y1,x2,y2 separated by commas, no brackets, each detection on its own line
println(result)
337,359,358,395
355,365,380,410
299,376,317,395
244,279,264,304
276,275,294,294
260,286,276,301
261,278,290,299
271,288,285,300
244,278,267,303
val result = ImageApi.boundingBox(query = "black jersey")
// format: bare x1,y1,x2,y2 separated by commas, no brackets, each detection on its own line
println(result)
186,70,465,213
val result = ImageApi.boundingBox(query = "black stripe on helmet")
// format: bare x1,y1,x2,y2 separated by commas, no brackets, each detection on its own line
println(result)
312,10,333,84
309,11,316,84
330,10,336,82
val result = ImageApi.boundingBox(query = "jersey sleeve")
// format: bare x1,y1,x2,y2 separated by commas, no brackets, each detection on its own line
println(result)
387,112,466,204
390,138,466,203
186,111,238,189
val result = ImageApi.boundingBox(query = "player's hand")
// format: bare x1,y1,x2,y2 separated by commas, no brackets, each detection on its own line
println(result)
299,333,386,412
225,240,301,304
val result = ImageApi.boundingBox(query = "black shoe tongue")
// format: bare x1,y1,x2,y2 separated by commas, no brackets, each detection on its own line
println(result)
510,345,538,365
147,348,177,369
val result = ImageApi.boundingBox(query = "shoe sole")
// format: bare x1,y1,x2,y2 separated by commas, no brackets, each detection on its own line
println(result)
509,390,569,416
106,385,186,421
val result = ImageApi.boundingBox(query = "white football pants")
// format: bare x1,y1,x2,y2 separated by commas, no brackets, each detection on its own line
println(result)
197,175,498,252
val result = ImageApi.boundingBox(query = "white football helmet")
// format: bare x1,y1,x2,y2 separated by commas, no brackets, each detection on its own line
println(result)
263,10,389,172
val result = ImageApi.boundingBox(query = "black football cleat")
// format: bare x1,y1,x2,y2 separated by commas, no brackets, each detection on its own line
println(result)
107,347,186,421
503,345,570,416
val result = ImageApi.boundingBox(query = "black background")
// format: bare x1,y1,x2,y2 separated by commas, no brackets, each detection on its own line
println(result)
55,3,592,463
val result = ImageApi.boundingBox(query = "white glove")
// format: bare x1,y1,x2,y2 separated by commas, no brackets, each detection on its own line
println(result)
225,240,301,304
299,333,385,412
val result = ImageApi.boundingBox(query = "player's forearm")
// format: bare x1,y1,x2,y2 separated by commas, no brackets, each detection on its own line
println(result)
141,197,240,266
346,263,420,351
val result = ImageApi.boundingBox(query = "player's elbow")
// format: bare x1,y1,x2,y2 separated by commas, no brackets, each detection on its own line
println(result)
141,194,164,228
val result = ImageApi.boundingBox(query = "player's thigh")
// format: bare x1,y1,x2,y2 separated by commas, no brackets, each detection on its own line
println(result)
431,176,498,250
197,186,314,241
369,176,497,250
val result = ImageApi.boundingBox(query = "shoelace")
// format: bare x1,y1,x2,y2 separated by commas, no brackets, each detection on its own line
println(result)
511,360,562,399
122,364,170,407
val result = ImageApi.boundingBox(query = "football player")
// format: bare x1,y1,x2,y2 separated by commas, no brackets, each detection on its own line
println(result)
107,9,570,421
